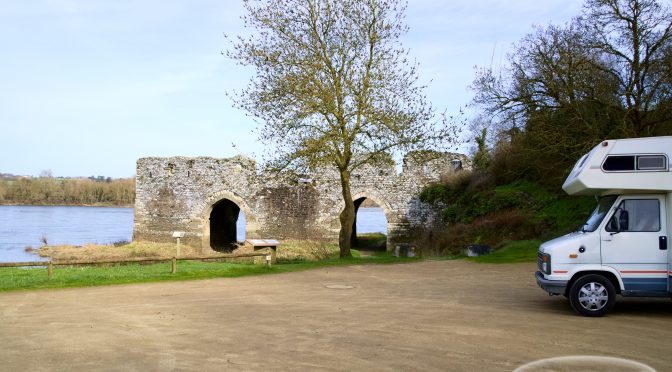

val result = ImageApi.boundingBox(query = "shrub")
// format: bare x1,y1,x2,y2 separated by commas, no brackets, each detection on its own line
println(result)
417,178,595,256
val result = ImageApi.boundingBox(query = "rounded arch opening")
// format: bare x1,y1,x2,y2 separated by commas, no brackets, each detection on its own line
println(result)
352,196,389,251
209,198,246,251
200,190,257,253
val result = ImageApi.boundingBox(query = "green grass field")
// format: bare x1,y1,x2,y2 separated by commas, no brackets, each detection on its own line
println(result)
0,252,414,292
0,237,544,292
466,240,541,263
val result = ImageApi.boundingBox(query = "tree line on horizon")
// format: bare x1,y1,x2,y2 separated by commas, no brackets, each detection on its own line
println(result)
0,177,135,206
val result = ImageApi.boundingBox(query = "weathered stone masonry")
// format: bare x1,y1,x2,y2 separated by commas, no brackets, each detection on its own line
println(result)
133,152,469,253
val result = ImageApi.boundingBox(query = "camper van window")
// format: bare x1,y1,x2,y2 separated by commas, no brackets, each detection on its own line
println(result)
637,155,667,170
602,155,635,171
605,199,660,233
582,195,617,232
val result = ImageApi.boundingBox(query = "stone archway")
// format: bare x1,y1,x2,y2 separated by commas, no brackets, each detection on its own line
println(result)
199,190,258,252
351,192,394,250
209,199,242,250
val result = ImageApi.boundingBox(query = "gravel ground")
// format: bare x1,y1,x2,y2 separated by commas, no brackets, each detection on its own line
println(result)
0,260,670,371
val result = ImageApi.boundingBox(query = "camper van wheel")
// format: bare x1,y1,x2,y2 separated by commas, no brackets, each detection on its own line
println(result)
568,274,616,317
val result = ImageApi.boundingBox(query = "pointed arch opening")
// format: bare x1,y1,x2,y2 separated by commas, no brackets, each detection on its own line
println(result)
352,196,389,251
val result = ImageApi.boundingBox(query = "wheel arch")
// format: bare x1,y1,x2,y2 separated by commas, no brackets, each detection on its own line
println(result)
566,269,623,296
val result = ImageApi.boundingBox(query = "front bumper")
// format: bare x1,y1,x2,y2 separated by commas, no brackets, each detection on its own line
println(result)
535,271,568,295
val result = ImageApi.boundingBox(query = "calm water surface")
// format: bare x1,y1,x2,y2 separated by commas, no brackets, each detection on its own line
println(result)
0,206,134,263
0,205,387,263
356,207,388,234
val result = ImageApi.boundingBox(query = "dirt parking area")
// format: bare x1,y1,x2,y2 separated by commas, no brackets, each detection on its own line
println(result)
1,260,670,371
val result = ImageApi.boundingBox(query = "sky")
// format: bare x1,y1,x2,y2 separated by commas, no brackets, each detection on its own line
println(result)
0,0,583,178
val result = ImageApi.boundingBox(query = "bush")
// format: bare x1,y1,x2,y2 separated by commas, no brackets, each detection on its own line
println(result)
417,175,595,256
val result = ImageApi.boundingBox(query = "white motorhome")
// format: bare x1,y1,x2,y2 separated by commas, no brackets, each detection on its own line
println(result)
536,136,672,316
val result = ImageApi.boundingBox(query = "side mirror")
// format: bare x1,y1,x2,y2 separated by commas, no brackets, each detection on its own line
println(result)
608,215,620,233
607,207,629,235
618,210,629,231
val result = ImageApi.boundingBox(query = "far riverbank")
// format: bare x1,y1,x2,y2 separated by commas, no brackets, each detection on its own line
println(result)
0,202,133,208
0,177,134,207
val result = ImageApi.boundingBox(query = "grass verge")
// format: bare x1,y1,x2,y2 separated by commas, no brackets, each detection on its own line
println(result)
38,240,342,263
0,251,415,292
466,240,541,264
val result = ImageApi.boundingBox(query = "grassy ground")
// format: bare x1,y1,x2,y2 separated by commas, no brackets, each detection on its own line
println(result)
0,251,414,292
3,232,538,292
38,239,342,263
1,242,538,292
38,241,199,261
466,240,541,263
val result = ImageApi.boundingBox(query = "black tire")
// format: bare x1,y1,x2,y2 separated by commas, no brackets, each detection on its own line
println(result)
568,274,616,317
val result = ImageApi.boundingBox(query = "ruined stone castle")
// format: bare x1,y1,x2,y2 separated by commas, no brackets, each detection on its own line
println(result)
133,151,468,253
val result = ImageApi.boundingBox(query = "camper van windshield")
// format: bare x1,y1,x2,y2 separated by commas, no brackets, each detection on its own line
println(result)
582,195,618,232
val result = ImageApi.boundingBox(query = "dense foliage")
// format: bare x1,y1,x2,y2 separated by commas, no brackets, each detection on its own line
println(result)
418,175,595,255
0,177,135,206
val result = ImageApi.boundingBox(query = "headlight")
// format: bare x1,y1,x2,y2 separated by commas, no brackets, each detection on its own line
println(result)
537,251,551,274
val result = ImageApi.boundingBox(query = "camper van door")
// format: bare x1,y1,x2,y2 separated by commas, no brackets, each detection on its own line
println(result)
668,193,672,294
601,195,668,294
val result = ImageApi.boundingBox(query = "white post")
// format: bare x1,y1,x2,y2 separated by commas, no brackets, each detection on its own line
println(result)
172,231,185,257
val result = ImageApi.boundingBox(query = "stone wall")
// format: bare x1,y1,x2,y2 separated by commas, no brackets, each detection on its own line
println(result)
133,152,470,253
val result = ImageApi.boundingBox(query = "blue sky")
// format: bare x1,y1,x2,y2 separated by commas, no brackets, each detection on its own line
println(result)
0,0,583,178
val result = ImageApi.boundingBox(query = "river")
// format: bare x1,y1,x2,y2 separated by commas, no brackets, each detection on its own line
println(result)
0,205,387,262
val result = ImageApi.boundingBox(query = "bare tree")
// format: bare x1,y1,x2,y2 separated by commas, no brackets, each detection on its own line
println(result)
472,0,672,140
227,0,456,257
582,0,672,135
472,23,616,134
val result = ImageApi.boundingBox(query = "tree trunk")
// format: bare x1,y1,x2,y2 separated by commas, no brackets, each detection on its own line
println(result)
338,169,355,258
